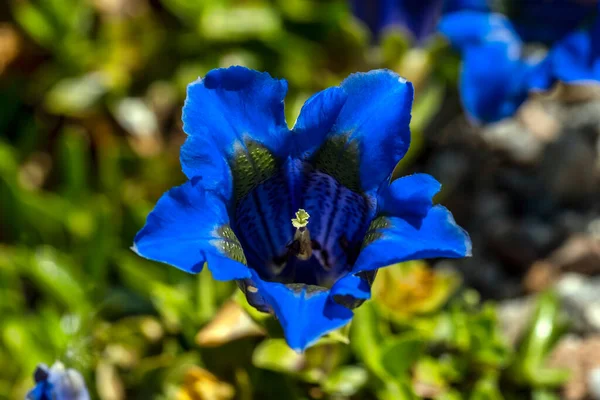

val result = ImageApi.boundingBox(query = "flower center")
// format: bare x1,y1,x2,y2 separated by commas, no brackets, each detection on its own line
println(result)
290,209,312,261
232,163,376,288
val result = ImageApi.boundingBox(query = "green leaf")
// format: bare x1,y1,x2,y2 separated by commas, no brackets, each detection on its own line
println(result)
45,73,108,116
252,339,305,374
509,291,569,387
2,318,51,374
196,266,217,324
160,0,207,24
381,30,411,67
315,324,350,346
322,366,368,396
380,333,425,377
19,247,90,313
351,303,416,400
200,5,282,41
469,374,503,400
532,389,561,400
350,302,386,379
57,126,90,202
12,1,56,47
150,282,195,333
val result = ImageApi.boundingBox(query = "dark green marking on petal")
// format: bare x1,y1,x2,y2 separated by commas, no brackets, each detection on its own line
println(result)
333,294,366,309
285,283,329,297
312,134,361,193
358,269,378,286
333,271,378,310
215,225,247,265
231,139,279,203
361,216,391,250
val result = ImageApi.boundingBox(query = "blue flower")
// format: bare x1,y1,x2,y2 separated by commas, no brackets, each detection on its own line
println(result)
507,0,597,44
27,362,90,400
133,66,471,351
351,0,489,42
439,2,600,123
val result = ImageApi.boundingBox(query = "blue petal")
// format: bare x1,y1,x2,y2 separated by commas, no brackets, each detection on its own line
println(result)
180,135,233,200
544,19,600,85
133,178,250,280
351,0,403,39
353,0,447,42
28,363,90,400
47,368,90,400
234,168,296,279
353,205,471,273
309,70,413,192
26,384,47,400
250,271,353,352
461,45,540,122
439,12,521,49
391,0,445,42
377,173,441,218
330,272,371,302
352,0,488,41
182,66,290,160
527,56,555,92
440,12,541,122
291,87,347,157
300,170,376,283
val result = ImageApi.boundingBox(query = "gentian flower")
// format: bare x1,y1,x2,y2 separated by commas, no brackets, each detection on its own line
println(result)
27,362,90,400
351,0,490,42
439,2,600,123
506,0,598,44
133,66,471,351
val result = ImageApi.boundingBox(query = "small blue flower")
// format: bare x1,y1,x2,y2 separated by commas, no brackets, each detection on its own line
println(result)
351,0,489,42
507,0,597,44
439,2,600,123
27,362,90,400
133,66,471,351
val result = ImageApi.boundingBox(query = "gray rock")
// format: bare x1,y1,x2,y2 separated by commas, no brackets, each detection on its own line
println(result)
540,131,598,206
589,368,600,400
497,296,536,346
555,274,600,334
481,119,545,164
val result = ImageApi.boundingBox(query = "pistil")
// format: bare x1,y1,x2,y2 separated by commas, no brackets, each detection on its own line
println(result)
291,209,312,260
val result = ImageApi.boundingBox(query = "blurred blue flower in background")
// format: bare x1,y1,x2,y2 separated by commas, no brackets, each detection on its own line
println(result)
351,0,490,42
27,362,90,400
440,0,600,123
133,66,471,351
507,0,598,44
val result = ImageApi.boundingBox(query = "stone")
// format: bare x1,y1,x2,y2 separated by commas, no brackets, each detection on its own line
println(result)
547,335,600,400
497,296,536,346
540,132,598,207
589,368,600,400
555,274,600,334
481,119,545,164
525,235,600,292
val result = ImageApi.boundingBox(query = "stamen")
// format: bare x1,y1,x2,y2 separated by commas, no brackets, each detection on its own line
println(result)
291,209,312,260
291,209,310,228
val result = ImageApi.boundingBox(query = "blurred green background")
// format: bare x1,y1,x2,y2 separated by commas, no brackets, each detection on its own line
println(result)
1,0,598,399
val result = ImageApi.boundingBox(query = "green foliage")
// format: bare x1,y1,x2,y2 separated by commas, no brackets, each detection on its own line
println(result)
0,0,568,399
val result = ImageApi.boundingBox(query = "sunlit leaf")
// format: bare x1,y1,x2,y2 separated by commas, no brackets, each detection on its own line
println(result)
200,5,281,41
252,339,305,374
380,333,425,377
45,73,108,116
322,366,368,396
195,300,265,347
